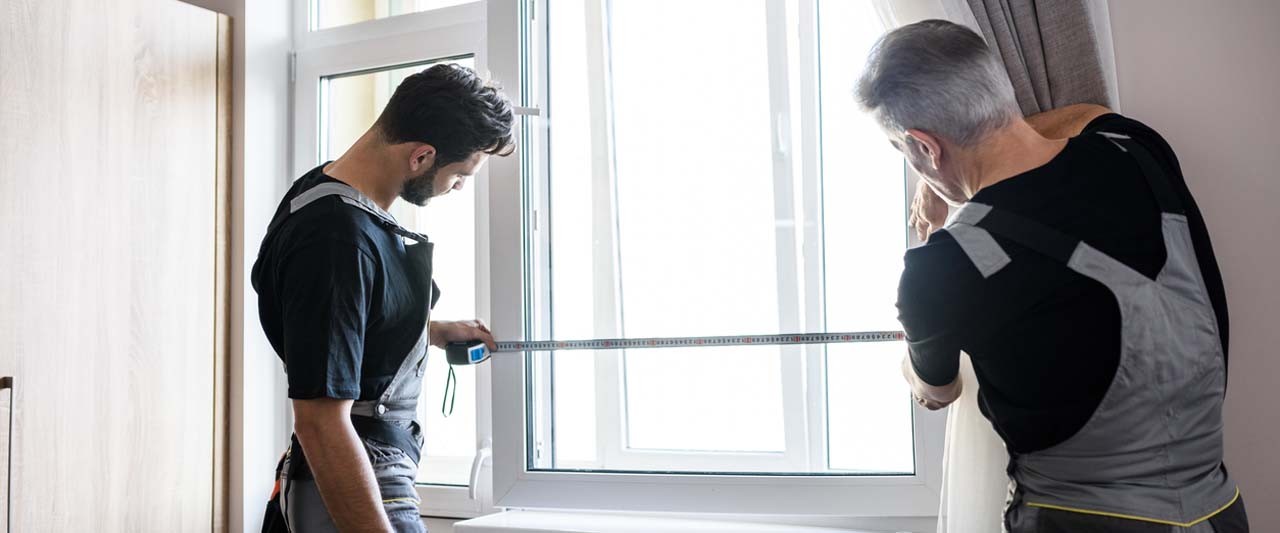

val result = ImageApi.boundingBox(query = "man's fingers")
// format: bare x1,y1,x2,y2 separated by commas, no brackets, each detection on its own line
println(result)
912,217,929,243
477,329,497,351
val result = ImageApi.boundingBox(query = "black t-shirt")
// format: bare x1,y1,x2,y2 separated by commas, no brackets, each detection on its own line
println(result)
252,165,428,401
899,114,1229,454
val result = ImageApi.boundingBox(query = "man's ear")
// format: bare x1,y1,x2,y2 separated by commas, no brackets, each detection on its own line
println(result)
409,143,437,173
905,129,943,170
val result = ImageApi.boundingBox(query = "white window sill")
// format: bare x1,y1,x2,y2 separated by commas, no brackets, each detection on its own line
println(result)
454,511,883,533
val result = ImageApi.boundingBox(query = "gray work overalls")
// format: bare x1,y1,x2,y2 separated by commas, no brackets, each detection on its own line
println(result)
268,183,437,533
944,132,1246,532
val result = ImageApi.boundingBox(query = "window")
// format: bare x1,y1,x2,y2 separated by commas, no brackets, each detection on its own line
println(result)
293,1,492,518
291,0,944,520
487,0,944,515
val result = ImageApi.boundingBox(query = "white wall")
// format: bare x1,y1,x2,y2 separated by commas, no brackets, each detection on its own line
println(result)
1108,1,1280,529
229,1,295,531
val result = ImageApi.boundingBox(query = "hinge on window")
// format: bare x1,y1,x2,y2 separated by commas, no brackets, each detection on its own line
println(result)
529,0,536,20
289,52,297,83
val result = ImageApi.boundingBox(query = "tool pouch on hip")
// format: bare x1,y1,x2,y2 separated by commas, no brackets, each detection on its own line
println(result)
260,454,291,533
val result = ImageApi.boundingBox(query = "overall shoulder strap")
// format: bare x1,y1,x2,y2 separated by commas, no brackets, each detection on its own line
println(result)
947,201,1081,269
287,182,431,244
1096,131,1185,215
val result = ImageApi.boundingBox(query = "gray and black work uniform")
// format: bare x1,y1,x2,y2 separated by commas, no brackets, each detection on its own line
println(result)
900,115,1248,531
253,165,439,532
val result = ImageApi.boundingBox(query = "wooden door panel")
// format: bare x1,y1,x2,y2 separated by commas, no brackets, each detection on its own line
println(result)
0,0,225,530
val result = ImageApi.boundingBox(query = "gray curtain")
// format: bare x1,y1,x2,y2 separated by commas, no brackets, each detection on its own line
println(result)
966,0,1113,115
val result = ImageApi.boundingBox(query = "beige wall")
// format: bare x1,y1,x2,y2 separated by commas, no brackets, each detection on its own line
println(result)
1108,0,1280,528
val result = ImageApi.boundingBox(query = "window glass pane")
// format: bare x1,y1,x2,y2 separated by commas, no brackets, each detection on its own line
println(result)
819,0,907,333
312,0,471,31
546,0,787,462
826,343,915,473
535,0,909,475
320,57,477,486
623,346,786,453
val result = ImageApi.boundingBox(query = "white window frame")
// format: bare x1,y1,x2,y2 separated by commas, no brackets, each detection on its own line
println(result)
485,0,946,517
291,0,496,519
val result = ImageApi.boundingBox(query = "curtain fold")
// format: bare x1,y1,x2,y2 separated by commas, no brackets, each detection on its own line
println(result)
936,354,1007,533
966,0,1113,115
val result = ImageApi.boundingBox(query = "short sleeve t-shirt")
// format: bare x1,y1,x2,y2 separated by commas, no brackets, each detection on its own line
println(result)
897,114,1229,454
252,165,429,401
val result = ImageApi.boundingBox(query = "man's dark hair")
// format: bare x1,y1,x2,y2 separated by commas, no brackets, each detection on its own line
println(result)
376,63,516,166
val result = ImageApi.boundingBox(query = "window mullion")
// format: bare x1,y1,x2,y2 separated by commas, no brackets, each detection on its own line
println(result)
763,0,810,471
795,0,829,473
581,0,627,468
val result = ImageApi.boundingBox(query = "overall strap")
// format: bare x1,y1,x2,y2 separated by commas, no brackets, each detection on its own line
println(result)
974,206,1080,265
949,202,1081,269
1097,132,1185,215
288,182,432,244
953,132,1183,270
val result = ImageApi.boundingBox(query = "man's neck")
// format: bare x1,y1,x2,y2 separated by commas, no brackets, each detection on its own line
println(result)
959,120,1069,198
323,132,402,211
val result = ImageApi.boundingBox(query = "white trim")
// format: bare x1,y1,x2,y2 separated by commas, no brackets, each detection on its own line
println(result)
485,0,531,514
762,0,813,474
457,510,888,532
293,1,484,50
292,20,484,178
795,0,830,476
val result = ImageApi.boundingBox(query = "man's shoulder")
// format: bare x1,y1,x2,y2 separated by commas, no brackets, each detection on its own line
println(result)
903,230,975,278
1080,113,1179,168
900,229,987,302
268,174,395,263
1081,112,1156,138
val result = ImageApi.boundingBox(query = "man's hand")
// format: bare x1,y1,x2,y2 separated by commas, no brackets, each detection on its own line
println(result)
430,319,497,350
909,181,949,242
292,398,394,533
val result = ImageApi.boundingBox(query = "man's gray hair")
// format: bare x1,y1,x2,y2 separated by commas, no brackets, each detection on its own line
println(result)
856,19,1019,146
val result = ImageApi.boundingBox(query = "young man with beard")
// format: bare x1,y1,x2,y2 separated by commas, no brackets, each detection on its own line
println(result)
253,63,513,532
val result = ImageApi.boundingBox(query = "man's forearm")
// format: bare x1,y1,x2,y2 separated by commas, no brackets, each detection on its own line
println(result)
295,407,392,532
1025,103,1112,139
901,355,961,410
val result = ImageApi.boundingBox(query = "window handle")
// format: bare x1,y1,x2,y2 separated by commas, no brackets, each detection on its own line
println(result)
2,376,12,533
468,438,493,501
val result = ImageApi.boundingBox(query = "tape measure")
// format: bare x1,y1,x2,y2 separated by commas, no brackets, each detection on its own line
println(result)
445,330,906,366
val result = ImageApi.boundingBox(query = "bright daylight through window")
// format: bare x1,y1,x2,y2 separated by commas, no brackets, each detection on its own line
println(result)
527,0,912,475
320,56,480,486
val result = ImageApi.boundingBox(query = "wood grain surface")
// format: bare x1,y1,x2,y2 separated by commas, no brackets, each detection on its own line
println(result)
0,0,227,530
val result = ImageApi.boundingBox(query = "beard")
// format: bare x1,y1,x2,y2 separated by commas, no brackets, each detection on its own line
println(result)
399,164,441,206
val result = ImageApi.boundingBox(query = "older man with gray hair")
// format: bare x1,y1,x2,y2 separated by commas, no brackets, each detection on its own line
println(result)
857,19,1248,532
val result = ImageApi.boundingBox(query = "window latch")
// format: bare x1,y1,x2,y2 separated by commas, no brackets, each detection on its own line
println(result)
469,439,494,501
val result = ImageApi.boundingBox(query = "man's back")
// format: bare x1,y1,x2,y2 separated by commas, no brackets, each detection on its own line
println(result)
899,113,1230,454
